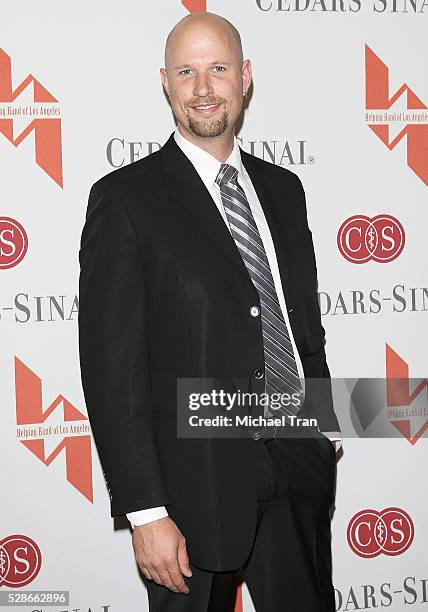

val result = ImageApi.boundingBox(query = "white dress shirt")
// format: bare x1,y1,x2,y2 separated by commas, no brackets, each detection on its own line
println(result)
126,128,342,529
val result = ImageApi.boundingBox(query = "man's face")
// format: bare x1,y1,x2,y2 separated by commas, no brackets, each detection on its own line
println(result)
161,21,251,140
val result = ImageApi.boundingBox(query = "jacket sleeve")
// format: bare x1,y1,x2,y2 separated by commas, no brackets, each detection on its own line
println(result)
292,172,342,435
78,181,170,516
318,336,342,434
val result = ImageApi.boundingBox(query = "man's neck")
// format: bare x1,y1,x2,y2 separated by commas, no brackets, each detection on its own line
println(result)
177,124,234,163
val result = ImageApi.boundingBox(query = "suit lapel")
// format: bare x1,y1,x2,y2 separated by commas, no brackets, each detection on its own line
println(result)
160,133,292,305
240,150,292,306
161,133,250,280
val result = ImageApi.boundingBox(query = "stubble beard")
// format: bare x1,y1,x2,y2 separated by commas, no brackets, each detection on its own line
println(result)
185,109,229,138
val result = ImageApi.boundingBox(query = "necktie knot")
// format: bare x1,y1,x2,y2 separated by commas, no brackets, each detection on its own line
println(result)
215,163,239,187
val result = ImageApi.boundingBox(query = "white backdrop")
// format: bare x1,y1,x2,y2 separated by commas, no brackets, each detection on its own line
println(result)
2,1,427,610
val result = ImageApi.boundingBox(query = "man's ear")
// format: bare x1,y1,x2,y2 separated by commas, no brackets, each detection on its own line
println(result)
160,68,170,97
242,59,252,95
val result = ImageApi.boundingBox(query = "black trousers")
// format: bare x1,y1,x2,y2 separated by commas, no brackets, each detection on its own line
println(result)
146,432,337,612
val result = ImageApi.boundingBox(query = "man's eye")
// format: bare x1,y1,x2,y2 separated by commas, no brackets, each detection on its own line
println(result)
179,69,192,76
213,66,226,72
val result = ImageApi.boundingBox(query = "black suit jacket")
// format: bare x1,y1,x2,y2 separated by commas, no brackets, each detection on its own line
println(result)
78,133,340,571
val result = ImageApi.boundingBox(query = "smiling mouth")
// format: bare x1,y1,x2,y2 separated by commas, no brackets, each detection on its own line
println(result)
190,103,221,113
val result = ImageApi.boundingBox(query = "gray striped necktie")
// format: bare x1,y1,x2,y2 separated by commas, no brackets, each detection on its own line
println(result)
215,163,303,417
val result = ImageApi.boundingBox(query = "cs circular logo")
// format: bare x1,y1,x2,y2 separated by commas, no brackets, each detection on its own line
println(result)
347,507,414,558
0,217,28,269
0,535,42,587
337,214,405,264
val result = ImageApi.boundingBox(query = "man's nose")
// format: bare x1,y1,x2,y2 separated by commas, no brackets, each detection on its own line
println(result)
193,73,214,97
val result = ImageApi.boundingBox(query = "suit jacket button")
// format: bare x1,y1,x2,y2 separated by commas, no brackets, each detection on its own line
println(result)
253,368,264,379
249,306,260,317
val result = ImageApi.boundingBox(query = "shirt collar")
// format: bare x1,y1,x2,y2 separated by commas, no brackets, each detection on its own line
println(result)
174,127,246,191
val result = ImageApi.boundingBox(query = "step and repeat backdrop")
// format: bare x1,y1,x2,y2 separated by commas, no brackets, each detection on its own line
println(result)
2,1,427,610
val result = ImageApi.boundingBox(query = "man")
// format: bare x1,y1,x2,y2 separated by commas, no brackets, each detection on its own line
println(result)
78,11,342,612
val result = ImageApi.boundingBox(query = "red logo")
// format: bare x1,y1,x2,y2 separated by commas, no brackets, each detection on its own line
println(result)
337,214,405,263
0,535,42,587
365,45,428,187
347,508,414,558
182,0,207,11
386,344,428,445
0,49,63,187
0,217,28,269
15,357,93,502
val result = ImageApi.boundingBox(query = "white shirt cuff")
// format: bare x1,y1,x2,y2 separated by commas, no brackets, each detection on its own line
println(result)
126,506,168,529
320,430,343,451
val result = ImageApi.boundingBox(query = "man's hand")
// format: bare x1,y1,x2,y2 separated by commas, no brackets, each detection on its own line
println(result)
132,517,192,593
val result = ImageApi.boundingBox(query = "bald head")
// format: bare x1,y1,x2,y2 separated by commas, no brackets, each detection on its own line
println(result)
164,12,243,69
160,11,251,148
